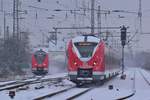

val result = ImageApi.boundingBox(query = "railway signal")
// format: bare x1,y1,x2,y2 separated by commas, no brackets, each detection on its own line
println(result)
121,25,127,46
120,25,127,79
37,0,41,2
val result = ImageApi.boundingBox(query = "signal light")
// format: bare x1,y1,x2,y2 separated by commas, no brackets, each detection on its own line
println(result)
37,0,41,2
120,26,127,46
121,26,126,41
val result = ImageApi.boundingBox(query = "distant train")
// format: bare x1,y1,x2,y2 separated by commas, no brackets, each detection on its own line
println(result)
32,49,49,75
67,35,121,85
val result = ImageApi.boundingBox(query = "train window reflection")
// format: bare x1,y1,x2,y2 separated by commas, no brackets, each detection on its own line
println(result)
34,51,46,64
74,42,97,58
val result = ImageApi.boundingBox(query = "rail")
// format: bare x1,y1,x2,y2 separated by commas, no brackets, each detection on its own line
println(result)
66,88,93,100
33,86,75,100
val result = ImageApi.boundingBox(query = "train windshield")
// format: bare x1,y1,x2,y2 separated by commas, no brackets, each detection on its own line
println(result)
74,42,97,58
34,50,46,64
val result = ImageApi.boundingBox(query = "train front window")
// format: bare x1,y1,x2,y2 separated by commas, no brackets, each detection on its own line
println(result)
34,51,46,64
74,42,97,58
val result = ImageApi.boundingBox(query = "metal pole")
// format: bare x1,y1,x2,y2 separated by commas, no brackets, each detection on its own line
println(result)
6,26,9,40
4,11,6,41
1,0,3,12
13,0,19,40
122,46,124,75
13,0,16,38
91,0,95,34
138,0,142,34
54,28,57,45
97,5,101,38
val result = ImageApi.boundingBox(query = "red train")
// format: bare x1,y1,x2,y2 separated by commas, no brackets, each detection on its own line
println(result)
32,49,49,75
67,35,121,85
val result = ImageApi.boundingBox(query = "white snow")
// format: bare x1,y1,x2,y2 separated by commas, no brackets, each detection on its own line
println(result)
41,73,67,80
129,68,150,100
0,81,16,86
76,68,135,100
0,79,74,100
46,88,89,100
0,68,150,100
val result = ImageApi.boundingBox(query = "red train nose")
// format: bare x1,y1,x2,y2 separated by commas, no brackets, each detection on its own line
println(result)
80,62,92,69
38,64,43,67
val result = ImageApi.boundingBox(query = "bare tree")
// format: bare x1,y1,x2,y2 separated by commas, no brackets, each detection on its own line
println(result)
0,32,30,78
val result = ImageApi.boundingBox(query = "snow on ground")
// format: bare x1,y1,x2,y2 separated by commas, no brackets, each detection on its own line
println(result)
41,73,67,80
129,68,150,100
1,68,150,100
140,68,150,83
0,78,74,100
0,85,71,100
46,88,89,100
76,68,135,100
0,81,16,86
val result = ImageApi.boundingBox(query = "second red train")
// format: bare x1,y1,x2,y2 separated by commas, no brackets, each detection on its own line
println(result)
31,49,49,75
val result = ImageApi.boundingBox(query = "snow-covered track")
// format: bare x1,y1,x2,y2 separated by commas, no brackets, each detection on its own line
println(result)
65,74,119,99
66,87,93,100
0,79,37,91
139,70,150,85
116,70,136,100
116,92,135,100
0,81,17,88
0,74,67,91
33,86,75,100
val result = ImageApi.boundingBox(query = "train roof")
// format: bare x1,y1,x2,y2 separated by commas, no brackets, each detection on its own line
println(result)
34,49,47,55
72,35,100,43
32,48,49,53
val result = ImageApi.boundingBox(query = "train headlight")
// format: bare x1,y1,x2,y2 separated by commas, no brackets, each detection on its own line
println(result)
73,61,77,66
43,63,46,66
93,61,97,66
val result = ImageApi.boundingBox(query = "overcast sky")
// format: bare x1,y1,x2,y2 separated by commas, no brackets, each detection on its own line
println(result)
1,0,150,51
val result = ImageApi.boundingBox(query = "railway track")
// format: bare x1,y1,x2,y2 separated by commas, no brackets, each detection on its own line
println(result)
34,75,119,100
34,86,76,100
1,71,137,100
0,75,67,91
2,68,149,100
0,79,37,91
34,72,119,100
117,69,150,100
116,70,136,100
0,81,17,88
139,70,150,85
66,88,93,100
33,86,94,100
